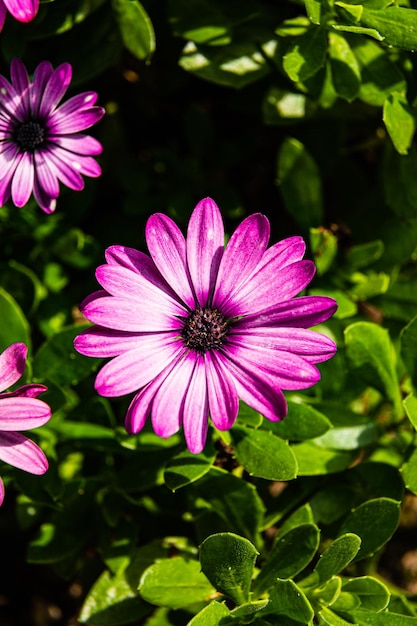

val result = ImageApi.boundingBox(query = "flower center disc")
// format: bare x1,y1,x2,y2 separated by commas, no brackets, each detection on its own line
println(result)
182,308,228,353
14,121,45,152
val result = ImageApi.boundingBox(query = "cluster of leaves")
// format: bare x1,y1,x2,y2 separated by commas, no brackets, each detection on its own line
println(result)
4,0,417,625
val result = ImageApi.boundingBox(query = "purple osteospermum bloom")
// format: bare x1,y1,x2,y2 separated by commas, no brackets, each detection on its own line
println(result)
0,58,105,213
0,342,51,505
74,198,337,454
0,0,38,30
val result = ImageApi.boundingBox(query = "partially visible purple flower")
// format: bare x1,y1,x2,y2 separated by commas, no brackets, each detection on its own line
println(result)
0,342,51,505
0,0,38,31
74,198,338,454
0,58,105,213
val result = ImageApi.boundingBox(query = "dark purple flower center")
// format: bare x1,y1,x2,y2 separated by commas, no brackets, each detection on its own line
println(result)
14,121,45,152
182,308,229,353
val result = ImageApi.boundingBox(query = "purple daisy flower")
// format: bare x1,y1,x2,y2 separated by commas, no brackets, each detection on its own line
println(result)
0,0,38,30
74,198,337,454
0,58,105,213
0,342,51,505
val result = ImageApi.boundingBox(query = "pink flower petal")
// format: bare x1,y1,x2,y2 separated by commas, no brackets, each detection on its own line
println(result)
81,296,181,332
205,351,238,431
11,151,34,207
0,431,48,474
31,61,53,117
224,354,288,423
186,197,224,307
0,477,4,506
230,326,337,363
38,63,72,118
146,213,196,308
3,0,38,22
212,213,270,309
75,327,179,358
0,397,51,429
95,264,186,317
0,343,26,392
224,260,316,317
10,57,30,117
182,354,209,454
94,337,185,397
239,295,338,329
152,352,198,439
0,1,6,30
49,133,103,156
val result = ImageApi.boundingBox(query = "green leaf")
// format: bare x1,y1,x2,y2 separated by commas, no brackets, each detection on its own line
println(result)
314,534,361,584
33,324,98,386
79,569,150,625
344,322,402,417
270,400,331,441
311,576,342,607
252,524,320,596
360,7,417,50
339,498,400,560
112,0,155,61
277,138,324,231
304,0,321,25
318,607,356,625
403,394,417,431
328,31,361,101
179,40,270,88
314,421,378,451
139,557,214,609
0,287,31,354
383,93,415,155
348,610,417,624
332,24,384,41
232,426,298,480
187,601,231,625
261,579,314,622
401,315,417,390
400,445,417,494
291,441,357,475
342,576,390,611
310,228,338,276
335,2,363,23
164,447,215,491
345,240,384,270
383,144,417,219
282,26,327,82
191,469,265,546
350,37,405,107
200,533,258,605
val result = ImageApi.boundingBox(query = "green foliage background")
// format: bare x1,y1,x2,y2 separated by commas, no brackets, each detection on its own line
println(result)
3,0,417,624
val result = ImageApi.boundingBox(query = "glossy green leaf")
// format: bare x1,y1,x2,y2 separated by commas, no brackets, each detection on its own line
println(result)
350,37,405,106
344,322,402,416
304,0,321,25
328,32,361,101
188,601,230,625
179,40,270,88
339,498,400,560
310,227,338,275
318,607,355,625
200,533,258,605
401,315,417,391
282,26,327,82
253,524,320,596
191,469,265,545
314,421,378,451
232,425,297,480
277,138,324,231
269,401,331,441
345,240,384,270
164,447,215,491
348,610,417,624
314,534,361,584
291,441,356,475
261,579,314,622
79,569,150,625
403,394,417,431
400,445,417,494
311,576,342,607
139,557,214,609
0,287,31,354
342,576,390,611
33,324,97,386
360,7,417,50
383,93,415,155
112,0,155,61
